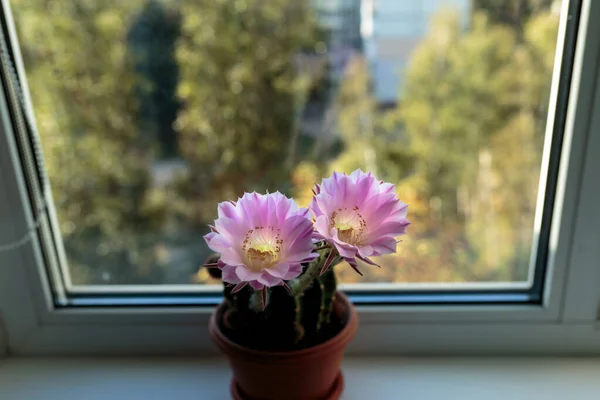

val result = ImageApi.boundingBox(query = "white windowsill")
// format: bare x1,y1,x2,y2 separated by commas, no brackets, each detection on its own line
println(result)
0,357,599,399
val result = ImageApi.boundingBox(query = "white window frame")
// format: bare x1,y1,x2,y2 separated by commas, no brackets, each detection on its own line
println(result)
0,0,599,357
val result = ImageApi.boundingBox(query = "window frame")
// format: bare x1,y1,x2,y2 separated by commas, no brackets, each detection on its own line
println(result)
0,317,6,357
0,0,599,356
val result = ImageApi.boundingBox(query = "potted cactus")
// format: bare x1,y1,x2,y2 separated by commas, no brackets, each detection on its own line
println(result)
204,170,410,400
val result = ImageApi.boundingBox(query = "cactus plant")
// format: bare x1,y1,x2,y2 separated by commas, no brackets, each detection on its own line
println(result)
204,242,344,350
203,170,410,351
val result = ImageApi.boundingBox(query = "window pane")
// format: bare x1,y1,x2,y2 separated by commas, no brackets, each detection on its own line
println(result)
11,0,564,286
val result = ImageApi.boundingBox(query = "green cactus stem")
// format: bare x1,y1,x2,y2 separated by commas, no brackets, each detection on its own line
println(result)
291,245,337,296
317,267,337,331
204,242,346,350
249,287,268,312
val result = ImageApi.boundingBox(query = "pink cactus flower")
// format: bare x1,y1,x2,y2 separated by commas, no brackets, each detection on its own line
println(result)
310,169,410,274
204,192,318,292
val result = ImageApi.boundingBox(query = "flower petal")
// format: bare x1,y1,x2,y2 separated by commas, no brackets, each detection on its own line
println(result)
368,220,410,239
231,282,248,293
330,232,358,259
283,263,304,280
221,265,242,284
219,250,245,267
265,262,290,278
370,236,398,255
218,201,239,219
235,266,262,281
204,233,231,254
257,271,283,287
314,215,333,239
357,245,374,258
349,168,365,181
249,280,265,290
215,216,246,241
282,215,314,243
345,257,363,276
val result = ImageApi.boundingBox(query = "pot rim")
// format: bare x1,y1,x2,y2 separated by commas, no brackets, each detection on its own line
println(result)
209,291,358,361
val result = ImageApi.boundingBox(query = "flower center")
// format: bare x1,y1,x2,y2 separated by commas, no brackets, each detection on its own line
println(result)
330,206,366,246
242,226,283,271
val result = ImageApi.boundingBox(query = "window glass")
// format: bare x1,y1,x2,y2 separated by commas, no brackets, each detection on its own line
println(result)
11,0,563,286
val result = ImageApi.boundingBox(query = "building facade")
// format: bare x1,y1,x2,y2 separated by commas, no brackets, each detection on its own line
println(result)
363,0,471,105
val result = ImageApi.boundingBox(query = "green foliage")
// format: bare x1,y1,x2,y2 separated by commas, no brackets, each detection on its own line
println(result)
401,11,517,218
387,9,559,281
13,0,170,284
174,0,323,225
11,0,561,286
331,56,414,185
474,0,554,32
128,0,182,158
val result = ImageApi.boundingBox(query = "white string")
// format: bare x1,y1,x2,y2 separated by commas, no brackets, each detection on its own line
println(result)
0,15,64,256
0,201,49,253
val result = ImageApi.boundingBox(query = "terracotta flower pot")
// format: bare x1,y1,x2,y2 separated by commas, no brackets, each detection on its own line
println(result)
209,292,358,400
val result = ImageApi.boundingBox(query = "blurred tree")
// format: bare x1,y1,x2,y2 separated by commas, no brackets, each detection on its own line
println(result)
487,10,559,280
401,12,516,225
12,0,170,284
174,0,323,227
332,56,379,176
128,0,182,158
474,0,554,37
331,56,414,184
10,0,561,286
393,9,559,281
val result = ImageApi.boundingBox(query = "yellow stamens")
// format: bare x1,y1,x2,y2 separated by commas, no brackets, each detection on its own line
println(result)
330,206,367,246
242,226,283,271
